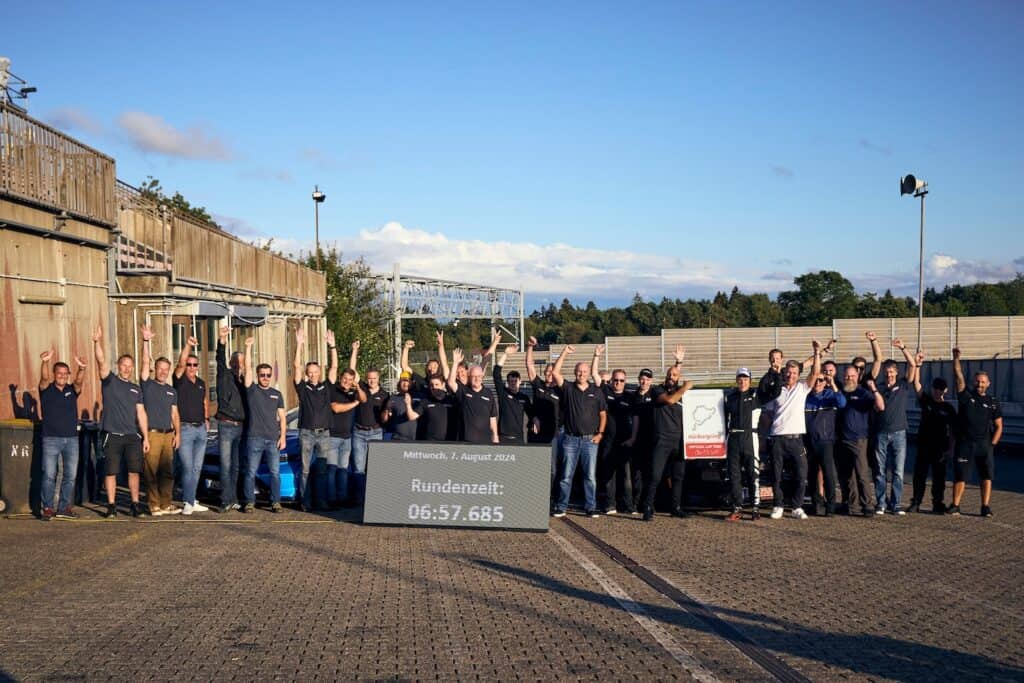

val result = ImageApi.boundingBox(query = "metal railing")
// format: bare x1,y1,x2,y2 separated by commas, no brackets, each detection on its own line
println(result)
0,102,117,226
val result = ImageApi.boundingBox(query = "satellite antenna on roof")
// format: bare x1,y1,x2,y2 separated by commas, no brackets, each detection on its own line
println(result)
0,57,38,112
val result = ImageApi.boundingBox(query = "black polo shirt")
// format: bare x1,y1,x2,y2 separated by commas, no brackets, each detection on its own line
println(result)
601,386,635,444
216,342,246,421
560,381,606,436
141,380,177,431
40,383,80,438
757,368,783,405
956,390,1001,442
724,387,760,433
632,388,655,444
329,385,360,438
918,392,956,448
454,384,498,444
294,380,331,430
419,392,453,441
247,383,284,440
876,379,911,433
174,374,207,424
356,383,389,429
100,373,143,435
651,384,683,436
530,377,561,441
493,364,531,442
386,393,419,441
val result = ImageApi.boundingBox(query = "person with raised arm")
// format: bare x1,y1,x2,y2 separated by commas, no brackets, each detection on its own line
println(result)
525,336,563,499
766,341,821,520
446,347,499,444
328,360,365,507
350,340,388,505
292,327,332,511
139,325,180,516
948,347,1002,517
173,331,209,515
803,363,847,517
837,365,884,516
639,345,691,521
907,351,956,514
724,367,761,521
595,353,637,515
241,337,286,513
872,338,917,515
487,331,533,444
215,325,247,513
93,323,149,518
37,348,86,520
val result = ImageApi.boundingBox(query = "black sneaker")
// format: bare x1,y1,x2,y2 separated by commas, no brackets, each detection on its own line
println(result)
824,504,835,517
906,501,921,514
642,507,653,522
981,505,993,518
55,508,78,520
947,505,961,516
670,507,689,518
932,502,947,515
130,503,143,518
586,510,600,518
750,509,760,521
106,504,118,518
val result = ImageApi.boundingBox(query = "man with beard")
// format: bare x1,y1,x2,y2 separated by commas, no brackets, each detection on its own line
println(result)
640,346,691,522
419,374,455,441
487,332,534,444
837,366,884,516
551,345,607,518
725,367,761,521
949,347,1002,517
595,356,637,515
447,348,499,445
907,352,955,514
766,342,821,520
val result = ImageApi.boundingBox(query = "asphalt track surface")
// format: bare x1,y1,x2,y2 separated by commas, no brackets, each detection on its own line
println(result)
1,454,1022,682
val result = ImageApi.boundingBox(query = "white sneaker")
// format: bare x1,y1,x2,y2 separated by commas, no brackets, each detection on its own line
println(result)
770,507,784,520
191,502,209,513
182,503,194,516
228,503,241,511
792,508,808,520
163,505,182,515
151,509,167,517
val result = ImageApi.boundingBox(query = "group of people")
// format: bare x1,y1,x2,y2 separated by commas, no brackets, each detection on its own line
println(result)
35,324,1003,522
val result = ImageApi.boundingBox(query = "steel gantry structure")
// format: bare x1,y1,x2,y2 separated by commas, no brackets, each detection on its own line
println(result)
370,263,525,386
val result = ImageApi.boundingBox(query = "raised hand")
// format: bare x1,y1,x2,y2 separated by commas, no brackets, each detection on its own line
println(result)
952,347,961,360
40,349,54,362
451,348,465,365
865,378,877,392
295,328,306,345
527,336,538,348
404,339,415,350
564,345,575,355
892,338,905,350
673,344,685,363
326,329,336,347
436,330,444,346
505,344,519,354
92,325,103,343
244,337,255,348
74,355,87,369
915,351,926,366
865,331,877,342
187,335,199,348
824,339,836,353
594,344,605,357
140,324,154,342
219,325,230,343
812,340,821,353
351,340,361,352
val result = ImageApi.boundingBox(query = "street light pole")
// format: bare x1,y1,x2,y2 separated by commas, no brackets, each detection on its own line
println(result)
901,174,928,352
312,185,326,270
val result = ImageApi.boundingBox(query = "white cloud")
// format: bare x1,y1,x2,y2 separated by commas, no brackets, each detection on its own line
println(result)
116,111,233,160
43,106,103,135
925,253,1023,285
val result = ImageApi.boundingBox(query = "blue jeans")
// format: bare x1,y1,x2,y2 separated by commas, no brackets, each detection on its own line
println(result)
875,430,907,512
41,436,79,511
327,436,352,503
556,434,598,513
298,429,331,508
218,422,243,507
178,423,208,505
245,437,281,504
351,427,382,504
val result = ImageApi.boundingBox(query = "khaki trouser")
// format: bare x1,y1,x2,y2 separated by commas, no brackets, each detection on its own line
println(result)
144,431,175,512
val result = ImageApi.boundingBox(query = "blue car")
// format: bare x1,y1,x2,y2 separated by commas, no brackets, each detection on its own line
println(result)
200,409,301,502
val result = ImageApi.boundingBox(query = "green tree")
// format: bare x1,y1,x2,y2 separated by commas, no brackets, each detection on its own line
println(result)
139,176,219,227
778,270,858,325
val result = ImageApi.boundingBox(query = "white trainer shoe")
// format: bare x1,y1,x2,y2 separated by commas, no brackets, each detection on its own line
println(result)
182,503,194,516
770,507,784,520
151,509,167,517
792,508,808,520
163,505,182,515
191,502,209,513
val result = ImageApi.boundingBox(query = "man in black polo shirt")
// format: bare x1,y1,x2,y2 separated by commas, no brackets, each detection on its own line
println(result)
93,324,150,518
37,348,86,520
419,375,454,441
293,327,332,511
724,367,761,521
140,326,181,516
908,352,956,514
242,337,286,512
873,339,917,515
173,334,210,515
215,325,247,513
350,340,388,505
949,347,1003,517
641,346,691,521
596,360,637,515
447,348,499,444
550,345,607,518
487,333,533,444
386,373,420,441
628,368,656,513
525,337,563,496
328,367,365,507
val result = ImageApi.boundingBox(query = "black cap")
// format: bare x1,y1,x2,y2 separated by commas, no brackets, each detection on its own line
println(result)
638,368,654,379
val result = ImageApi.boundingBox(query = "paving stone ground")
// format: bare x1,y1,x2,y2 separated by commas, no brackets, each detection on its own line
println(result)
1,452,1022,682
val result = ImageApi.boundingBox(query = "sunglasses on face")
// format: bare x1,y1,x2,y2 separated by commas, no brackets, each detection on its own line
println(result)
612,378,626,383
186,362,199,367
815,378,826,383
258,373,272,378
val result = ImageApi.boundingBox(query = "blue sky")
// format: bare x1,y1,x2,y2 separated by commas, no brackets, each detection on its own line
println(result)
6,1,1022,306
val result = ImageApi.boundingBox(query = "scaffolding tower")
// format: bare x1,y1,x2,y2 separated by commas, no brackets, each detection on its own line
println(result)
371,263,525,386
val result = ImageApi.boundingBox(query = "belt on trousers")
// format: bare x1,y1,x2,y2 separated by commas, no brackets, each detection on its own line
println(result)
565,432,595,438
776,434,803,440
182,421,205,426
149,428,173,434
216,414,243,425
304,427,330,433
355,425,378,431
729,429,753,433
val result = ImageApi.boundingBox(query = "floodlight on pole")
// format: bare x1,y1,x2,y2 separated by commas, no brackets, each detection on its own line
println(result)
900,174,928,353
312,185,326,270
